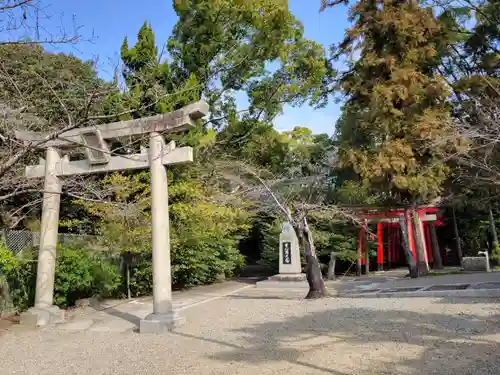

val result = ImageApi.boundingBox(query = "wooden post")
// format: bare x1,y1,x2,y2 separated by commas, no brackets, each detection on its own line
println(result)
377,222,383,271
424,223,433,264
365,234,370,275
387,225,392,267
395,228,399,263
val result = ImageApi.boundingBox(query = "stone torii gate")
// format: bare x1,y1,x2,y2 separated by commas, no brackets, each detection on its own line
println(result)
14,101,209,333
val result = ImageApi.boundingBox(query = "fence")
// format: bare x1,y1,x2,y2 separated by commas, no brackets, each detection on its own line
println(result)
0,230,95,254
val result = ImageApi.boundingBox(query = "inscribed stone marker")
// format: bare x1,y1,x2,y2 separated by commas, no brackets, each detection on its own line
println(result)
278,221,301,275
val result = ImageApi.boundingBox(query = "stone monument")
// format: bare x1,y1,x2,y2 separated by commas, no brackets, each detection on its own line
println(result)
462,251,491,272
269,221,306,282
14,101,209,332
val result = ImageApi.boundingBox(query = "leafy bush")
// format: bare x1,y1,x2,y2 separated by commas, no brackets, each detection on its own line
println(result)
54,244,121,307
0,243,36,314
73,173,249,291
128,256,153,297
1,241,122,311
492,243,500,263
169,180,249,286
257,215,282,273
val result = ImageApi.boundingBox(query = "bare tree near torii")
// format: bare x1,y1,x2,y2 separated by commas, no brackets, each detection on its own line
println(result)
211,160,375,299
0,0,84,46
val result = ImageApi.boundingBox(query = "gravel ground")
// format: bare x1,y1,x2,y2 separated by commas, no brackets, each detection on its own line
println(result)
1,290,499,375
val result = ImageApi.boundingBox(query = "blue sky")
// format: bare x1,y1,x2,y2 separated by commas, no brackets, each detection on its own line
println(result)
40,0,349,135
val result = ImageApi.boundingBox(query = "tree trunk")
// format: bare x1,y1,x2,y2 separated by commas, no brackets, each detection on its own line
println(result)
126,262,131,300
452,208,463,267
399,215,418,278
356,226,364,276
0,276,13,317
488,207,498,252
294,217,327,299
412,212,429,276
429,223,443,269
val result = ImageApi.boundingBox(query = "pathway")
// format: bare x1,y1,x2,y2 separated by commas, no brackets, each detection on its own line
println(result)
62,279,256,333
1,288,499,375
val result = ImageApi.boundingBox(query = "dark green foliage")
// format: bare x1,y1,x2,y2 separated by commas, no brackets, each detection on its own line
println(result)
0,242,121,311
128,257,153,297
308,212,359,263
0,243,36,313
327,0,459,204
256,215,282,272
53,244,121,307
0,44,110,128
256,211,361,273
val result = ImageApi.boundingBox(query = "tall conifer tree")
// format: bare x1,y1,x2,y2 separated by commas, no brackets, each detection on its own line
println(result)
329,0,457,203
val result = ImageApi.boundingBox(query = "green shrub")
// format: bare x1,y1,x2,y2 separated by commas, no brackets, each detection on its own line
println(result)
0,243,36,313
54,244,121,307
128,256,153,297
73,173,249,291
169,183,249,287
492,243,500,263
257,216,281,273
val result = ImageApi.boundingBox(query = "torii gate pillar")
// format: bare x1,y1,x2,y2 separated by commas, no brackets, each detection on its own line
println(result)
21,147,65,326
139,132,183,332
15,101,209,331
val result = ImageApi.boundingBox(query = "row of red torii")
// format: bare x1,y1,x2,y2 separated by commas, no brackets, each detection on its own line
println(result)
355,207,446,275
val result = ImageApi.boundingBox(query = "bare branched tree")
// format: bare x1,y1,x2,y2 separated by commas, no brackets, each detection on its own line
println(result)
212,159,330,298
0,0,82,46
210,155,380,297
0,40,203,228
450,91,500,188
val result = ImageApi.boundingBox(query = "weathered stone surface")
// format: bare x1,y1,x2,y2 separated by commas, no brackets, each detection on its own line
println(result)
20,306,64,327
58,319,94,331
279,221,301,275
75,298,91,308
139,311,185,333
269,273,307,282
462,257,489,272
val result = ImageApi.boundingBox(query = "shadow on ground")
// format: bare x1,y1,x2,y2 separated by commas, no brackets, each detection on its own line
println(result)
171,299,500,374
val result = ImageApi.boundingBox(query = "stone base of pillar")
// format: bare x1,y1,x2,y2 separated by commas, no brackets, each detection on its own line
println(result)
20,305,64,327
268,273,307,282
256,273,308,288
377,263,383,271
139,311,185,333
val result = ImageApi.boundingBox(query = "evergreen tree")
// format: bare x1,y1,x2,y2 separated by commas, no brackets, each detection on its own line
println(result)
328,0,458,204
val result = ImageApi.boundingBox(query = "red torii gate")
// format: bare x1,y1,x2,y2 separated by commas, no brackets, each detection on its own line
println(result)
355,207,445,274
